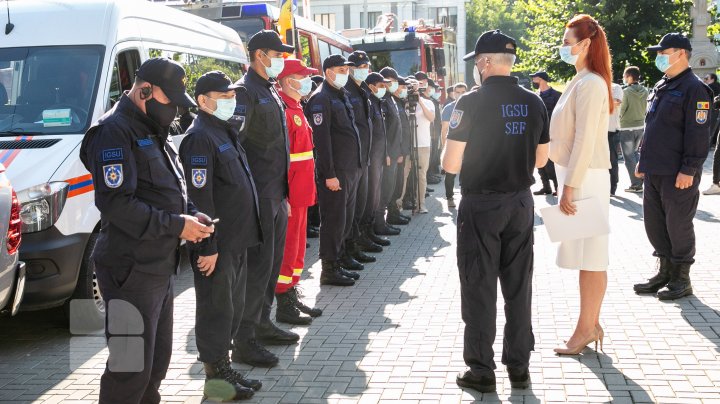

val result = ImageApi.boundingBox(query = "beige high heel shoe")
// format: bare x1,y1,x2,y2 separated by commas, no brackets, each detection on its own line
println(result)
595,325,604,352
554,329,601,355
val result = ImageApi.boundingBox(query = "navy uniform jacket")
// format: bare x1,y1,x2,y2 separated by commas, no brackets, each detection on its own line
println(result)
382,94,403,160
305,82,362,180
396,99,413,156
345,79,373,166
179,111,262,256
79,94,197,275
368,92,387,162
539,87,562,117
639,68,712,176
234,68,290,200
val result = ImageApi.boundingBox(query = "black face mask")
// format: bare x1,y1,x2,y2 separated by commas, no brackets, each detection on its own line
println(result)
532,82,540,90
145,98,178,127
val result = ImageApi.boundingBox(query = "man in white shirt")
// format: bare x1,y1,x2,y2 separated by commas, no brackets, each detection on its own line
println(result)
397,75,436,213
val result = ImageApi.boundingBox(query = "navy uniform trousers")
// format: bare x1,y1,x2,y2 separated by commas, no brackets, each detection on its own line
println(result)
96,264,175,404
192,248,248,363
235,198,288,341
457,190,535,375
319,168,362,261
643,173,701,264
349,164,369,241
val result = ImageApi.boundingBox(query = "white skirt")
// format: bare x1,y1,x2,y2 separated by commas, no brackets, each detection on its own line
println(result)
555,166,610,271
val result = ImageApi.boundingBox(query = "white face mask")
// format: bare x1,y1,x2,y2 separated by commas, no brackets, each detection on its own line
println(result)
373,87,386,99
208,97,236,121
473,65,482,86
292,77,313,96
352,68,369,82
559,43,580,65
388,81,399,93
261,51,285,78
332,72,349,88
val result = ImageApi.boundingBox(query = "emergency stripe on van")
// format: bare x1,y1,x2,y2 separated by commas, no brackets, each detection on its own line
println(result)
0,136,32,168
66,174,94,198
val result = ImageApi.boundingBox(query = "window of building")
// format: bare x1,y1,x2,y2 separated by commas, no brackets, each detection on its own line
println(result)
366,12,381,28
429,7,457,28
314,13,336,31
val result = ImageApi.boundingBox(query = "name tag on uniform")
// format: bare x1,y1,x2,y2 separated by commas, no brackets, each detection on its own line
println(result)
136,138,153,148
218,143,232,153
259,98,271,105
191,156,207,166
102,148,123,161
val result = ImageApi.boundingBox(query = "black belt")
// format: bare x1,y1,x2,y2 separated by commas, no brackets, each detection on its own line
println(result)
461,189,507,196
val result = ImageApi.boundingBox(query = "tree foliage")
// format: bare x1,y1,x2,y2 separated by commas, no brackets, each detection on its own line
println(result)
466,0,694,85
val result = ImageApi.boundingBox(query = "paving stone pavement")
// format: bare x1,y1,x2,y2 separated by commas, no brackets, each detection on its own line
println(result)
1,152,719,403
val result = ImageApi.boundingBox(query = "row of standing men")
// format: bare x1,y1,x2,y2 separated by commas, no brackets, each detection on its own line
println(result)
79,28,450,403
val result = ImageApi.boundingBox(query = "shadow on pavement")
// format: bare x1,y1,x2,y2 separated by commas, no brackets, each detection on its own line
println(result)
610,195,644,220
676,295,720,353
573,351,654,403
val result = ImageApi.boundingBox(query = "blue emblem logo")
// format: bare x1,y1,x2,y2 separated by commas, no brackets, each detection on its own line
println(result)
449,109,464,129
696,110,708,124
313,113,323,125
192,168,207,188
103,164,124,188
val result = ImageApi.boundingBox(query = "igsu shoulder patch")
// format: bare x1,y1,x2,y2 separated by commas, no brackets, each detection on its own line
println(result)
311,104,323,112
103,164,124,188
191,168,207,188
449,109,464,129
102,148,123,162
191,156,208,166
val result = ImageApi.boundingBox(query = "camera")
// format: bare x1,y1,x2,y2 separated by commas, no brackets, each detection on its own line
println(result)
405,78,420,112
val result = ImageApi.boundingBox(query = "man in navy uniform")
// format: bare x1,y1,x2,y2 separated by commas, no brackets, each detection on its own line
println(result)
443,30,549,393
306,54,363,286
633,33,712,300
232,30,298,368
180,71,263,401
79,57,214,404
529,71,561,195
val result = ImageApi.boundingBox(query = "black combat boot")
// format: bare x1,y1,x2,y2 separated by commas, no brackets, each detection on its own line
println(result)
634,257,672,294
203,357,255,401
456,370,496,393
375,223,401,236
365,224,391,246
256,320,300,345
356,231,383,253
275,291,312,325
339,249,364,271
320,260,355,286
287,287,323,317
507,367,530,389
231,339,278,368
350,239,377,263
657,263,693,300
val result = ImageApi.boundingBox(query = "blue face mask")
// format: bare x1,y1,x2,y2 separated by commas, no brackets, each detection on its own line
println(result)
388,81,399,93
293,77,313,96
374,87,387,99
559,45,578,65
352,68,369,82
261,51,285,78
432,92,441,100
211,97,237,121
399,89,408,99
655,50,679,73
332,72,349,88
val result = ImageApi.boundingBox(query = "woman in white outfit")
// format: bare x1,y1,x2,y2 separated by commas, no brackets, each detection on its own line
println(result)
548,14,612,355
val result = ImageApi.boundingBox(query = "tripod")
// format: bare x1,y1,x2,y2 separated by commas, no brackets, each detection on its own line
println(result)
406,99,421,215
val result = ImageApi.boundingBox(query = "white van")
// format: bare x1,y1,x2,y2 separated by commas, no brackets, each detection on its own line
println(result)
0,0,247,320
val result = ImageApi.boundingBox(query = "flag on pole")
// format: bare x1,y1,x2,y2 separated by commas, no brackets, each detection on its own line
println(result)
278,0,296,46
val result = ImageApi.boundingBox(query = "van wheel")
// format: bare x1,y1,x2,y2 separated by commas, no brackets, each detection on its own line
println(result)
64,233,105,331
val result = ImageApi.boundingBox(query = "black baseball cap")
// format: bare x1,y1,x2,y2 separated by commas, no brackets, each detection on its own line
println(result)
379,67,400,81
348,51,371,67
530,71,551,82
366,72,390,86
136,57,196,108
397,77,407,85
194,70,240,99
428,78,441,89
323,54,354,71
247,30,295,53
647,33,692,52
464,29,517,61
414,71,428,80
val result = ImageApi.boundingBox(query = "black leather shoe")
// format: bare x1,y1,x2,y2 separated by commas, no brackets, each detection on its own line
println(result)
533,188,552,195
456,370,496,393
231,339,278,368
275,292,312,325
375,225,401,236
320,261,355,286
507,367,530,389
427,187,435,192
386,215,409,226
352,248,377,263
387,224,401,231
256,321,300,345
356,235,383,253
203,357,255,401
338,267,360,280
339,252,364,271
634,258,672,294
306,226,319,239
366,228,391,246
657,263,693,300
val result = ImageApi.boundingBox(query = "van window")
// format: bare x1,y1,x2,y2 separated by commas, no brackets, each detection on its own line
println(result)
299,33,312,68
107,50,141,110
0,45,103,135
330,45,341,56
317,40,331,62
149,49,244,98
220,18,266,43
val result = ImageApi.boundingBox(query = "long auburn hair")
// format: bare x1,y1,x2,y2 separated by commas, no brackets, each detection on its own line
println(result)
567,14,614,113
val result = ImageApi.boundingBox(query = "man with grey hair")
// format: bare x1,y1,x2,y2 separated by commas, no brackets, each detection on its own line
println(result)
443,29,549,394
